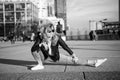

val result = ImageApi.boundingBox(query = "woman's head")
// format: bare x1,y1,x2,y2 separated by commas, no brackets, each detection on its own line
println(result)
36,23,58,44
45,23,55,38
39,23,55,39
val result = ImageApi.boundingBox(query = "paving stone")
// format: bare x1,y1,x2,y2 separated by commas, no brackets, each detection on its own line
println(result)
0,72,84,80
84,72,120,80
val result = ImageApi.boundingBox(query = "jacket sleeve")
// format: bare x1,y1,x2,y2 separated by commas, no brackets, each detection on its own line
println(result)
58,37,73,55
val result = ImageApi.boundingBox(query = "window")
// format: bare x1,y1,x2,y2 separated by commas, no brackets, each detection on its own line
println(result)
0,23,4,36
5,12,14,22
27,11,32,17
16,12,25,22
5,3,14,11
0,4,3,11
26,3,31,10
16,3,25,11
0,13,3,22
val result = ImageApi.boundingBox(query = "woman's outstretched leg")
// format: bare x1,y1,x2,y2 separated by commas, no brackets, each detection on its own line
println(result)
59,54,107,67
58,54,87,65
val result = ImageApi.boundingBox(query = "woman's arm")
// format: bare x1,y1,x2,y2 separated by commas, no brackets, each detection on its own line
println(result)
58,37,73,55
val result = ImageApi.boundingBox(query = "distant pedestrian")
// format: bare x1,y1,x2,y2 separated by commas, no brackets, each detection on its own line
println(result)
117,30,120,39
9,31,15,44
56,21,63,36
93,30,98,41
31,32,35,42
0,37,4,42
22,31,26,42
89,30,93,40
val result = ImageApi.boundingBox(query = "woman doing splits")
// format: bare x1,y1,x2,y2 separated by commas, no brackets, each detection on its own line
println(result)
31,23,107,70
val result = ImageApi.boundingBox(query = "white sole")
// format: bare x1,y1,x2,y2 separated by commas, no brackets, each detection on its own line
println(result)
95,58,107,67
31,66,44,70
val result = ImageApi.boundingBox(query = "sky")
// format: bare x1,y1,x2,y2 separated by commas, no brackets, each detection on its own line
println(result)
67,0,119,35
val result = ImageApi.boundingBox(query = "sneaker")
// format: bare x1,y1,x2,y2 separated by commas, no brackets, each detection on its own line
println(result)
31,64,44,70
95,58,107,67
87,58,107,67
72,56,79,64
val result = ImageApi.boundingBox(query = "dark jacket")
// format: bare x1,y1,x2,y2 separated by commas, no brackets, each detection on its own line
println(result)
31,32,73,62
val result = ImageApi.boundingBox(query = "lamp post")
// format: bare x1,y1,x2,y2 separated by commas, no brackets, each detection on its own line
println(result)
3,3,6,37
3,23,6,37
89,20,91,32
89,20,96,31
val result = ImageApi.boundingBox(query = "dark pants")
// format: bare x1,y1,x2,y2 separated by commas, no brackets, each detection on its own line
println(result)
41,37,73,62
31,37,73,62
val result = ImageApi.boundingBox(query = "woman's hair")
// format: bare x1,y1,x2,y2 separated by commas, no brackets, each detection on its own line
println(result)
35,23,59,45
43,23,54,33
39,23,54,34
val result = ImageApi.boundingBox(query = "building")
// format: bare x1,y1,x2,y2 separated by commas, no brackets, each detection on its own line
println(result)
0,0,39,37
102,21,120,34
90,21,120,40
54,0,67,28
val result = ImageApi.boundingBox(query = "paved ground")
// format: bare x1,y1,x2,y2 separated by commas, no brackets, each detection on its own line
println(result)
0,40,120,80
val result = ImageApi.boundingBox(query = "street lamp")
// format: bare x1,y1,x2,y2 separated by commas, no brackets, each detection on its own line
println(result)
89,20,96,31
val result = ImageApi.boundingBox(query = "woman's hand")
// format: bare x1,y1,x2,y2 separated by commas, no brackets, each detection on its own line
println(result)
39,42,48,50
71,54,79,64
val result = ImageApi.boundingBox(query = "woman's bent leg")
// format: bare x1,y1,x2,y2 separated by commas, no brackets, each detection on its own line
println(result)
31,51,44,65
31,51,44,70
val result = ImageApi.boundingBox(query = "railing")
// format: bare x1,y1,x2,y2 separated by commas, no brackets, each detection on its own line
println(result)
98,34,120,40
66,35,89,40
66,34,120,40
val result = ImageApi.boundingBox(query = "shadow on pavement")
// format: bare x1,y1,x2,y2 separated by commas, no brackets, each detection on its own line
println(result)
0,58,80,67
0,58,36,66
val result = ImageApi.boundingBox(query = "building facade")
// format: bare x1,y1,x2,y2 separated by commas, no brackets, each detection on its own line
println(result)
54,0,67,28
0,0,39,37
89,21,120,40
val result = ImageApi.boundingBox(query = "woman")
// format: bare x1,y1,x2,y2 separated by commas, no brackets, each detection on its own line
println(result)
31,23,107,70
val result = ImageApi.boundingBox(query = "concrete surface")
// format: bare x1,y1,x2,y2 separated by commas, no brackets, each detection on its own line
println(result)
0,40,120,80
